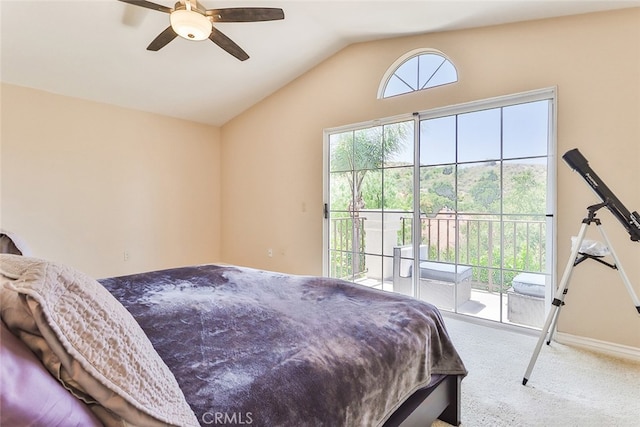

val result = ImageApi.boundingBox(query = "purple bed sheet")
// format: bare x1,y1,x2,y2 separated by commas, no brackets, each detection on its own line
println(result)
100,264,466,427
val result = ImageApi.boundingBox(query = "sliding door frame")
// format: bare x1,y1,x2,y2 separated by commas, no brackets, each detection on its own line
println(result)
323,87,558,324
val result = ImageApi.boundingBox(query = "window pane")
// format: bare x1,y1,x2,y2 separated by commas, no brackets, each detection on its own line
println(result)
329,249,355,280
329,132,353,172
384,166,413,210
384,75,413,97
420,116,456,165
457,162,501,214
394,57,419,91
458,108,501,162
328,211,352,251
329,171,353,212
502,213,547,274
420,211,457,263
503,158,547,216
418,54,445,89
426,60,458,88
503,100,549,159
360,169,382,210
328,209,366,281
383,121,413,167
354,127,383,170
457,214,502,269
420,165,456,216
382,213,406,257
396,212,414,247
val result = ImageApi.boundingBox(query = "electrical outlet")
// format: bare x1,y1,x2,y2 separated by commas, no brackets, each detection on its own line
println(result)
124,250,130,261
267,248,273,258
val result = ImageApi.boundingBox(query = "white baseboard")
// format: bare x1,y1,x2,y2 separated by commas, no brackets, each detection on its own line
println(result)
554,332,640,362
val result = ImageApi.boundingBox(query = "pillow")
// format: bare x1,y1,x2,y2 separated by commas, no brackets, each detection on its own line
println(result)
1,320,104,427
0,254,199,427
0,229,31,255
0,233,22,255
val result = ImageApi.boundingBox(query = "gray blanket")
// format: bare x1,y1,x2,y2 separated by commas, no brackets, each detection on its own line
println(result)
100,264,466,426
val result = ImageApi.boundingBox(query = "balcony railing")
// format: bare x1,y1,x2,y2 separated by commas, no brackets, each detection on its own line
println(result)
330,215,547,292
328,217,366,279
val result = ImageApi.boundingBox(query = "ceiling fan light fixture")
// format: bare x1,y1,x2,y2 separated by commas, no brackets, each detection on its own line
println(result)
170,9,212,41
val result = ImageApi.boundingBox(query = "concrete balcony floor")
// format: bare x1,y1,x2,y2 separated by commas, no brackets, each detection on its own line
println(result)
356,277,544,329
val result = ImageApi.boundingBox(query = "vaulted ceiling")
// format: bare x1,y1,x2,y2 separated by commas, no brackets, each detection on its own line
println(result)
2,1,638,126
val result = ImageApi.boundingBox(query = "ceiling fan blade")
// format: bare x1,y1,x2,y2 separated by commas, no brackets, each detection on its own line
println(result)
147,26,178,51
208,27,249,61
117,0,172,14
206,8,285,23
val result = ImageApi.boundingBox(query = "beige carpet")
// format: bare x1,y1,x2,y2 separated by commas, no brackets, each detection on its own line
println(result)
432,315,640,427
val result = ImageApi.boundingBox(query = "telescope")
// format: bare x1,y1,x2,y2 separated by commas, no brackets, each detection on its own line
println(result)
563,148,640,242
524,150,640,386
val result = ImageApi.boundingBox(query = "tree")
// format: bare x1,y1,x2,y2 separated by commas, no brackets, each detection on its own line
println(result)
470,169,500,211
329,122,410,277
330,123,410,214
420,166,456,215
504,167,546,216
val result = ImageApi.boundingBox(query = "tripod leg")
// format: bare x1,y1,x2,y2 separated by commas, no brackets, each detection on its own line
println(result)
522,222,588,385
522,300,561,385
596,224,640,312
546,288,567,344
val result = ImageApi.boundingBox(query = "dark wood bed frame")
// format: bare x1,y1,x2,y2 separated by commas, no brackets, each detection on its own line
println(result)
384,374,462,427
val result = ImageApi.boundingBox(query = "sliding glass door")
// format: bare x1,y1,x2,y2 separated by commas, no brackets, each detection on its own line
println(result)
324,89,556,328
325,121,414,284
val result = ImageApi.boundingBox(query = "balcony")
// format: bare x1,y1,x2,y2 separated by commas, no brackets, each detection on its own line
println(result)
329,213,549,328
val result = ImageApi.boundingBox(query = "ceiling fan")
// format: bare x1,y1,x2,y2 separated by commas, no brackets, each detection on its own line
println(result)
118,0,284,61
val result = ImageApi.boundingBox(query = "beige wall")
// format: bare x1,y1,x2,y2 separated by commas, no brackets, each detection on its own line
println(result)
221,9,640,348
1,84,222,278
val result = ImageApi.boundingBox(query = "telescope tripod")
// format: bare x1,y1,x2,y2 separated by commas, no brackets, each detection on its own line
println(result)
522,203,640,386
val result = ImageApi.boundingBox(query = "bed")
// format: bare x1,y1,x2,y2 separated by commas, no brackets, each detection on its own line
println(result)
0,253,466,427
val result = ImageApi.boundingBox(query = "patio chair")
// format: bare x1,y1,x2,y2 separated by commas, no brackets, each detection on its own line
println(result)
392,245,472,310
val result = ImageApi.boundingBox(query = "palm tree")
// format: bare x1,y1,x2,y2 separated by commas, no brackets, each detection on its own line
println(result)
329,122,410,276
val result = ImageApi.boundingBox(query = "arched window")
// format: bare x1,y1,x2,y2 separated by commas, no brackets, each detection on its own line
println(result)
378,49,458,98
